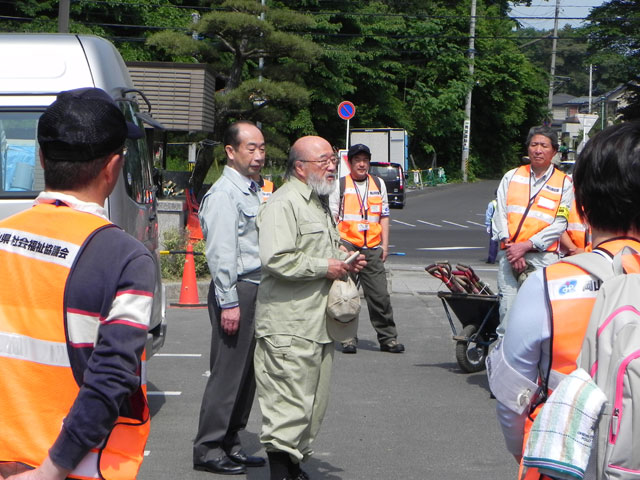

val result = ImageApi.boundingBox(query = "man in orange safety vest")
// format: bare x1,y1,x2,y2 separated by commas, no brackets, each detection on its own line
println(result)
0,88,154,480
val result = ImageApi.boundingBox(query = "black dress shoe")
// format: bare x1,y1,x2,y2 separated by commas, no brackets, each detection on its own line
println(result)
194,456,246,475
227,449,266,467
289,470,310,480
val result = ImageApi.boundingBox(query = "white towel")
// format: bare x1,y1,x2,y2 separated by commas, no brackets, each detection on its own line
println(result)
522,368,607,480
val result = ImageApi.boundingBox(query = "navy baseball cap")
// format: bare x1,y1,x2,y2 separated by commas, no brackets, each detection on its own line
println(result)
347,143,371,161
38,87,144,162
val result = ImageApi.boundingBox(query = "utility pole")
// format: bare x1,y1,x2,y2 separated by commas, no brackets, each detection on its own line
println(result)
58,0,70,33
547,0,560,113
588,64,593,113
259,0,265,82
460,0,476,184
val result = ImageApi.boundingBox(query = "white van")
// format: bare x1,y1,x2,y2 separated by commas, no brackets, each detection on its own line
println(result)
0,33,166,355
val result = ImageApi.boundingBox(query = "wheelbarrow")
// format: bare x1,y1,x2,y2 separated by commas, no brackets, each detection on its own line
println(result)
437,291,500,373
425,262,499,373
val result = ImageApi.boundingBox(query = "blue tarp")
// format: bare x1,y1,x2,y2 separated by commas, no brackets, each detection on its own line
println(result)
3,144,36,191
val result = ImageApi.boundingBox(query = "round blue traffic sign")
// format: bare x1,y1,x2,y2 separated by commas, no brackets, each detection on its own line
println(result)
337,101,356,120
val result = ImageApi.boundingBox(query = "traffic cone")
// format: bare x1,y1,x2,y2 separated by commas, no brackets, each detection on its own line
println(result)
170,243,207,308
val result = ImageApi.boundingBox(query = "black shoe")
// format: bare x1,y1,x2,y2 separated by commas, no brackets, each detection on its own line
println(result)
288,462,310,479
227,449,266,467
289,473,310,480
194,456,246,475
342,343,357,354
380,339,405,353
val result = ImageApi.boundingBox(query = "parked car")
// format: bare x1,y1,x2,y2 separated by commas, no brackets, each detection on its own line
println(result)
369,161,406,208
558,160,576,176
0,33,166,355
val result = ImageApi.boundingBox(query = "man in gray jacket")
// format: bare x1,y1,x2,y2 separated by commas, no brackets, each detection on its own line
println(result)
193,121,266,475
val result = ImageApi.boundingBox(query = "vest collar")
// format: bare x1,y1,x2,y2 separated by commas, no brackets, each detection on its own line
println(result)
35,191,108,219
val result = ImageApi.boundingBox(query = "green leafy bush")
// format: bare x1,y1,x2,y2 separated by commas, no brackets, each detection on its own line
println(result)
160,229,209,280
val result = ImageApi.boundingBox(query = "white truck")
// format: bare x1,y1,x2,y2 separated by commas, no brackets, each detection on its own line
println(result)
350,128,409,172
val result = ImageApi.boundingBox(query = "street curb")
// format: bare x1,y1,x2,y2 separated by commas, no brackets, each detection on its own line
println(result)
161,264,458,303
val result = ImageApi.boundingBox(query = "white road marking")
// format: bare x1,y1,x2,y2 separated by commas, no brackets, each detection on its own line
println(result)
417,220,442,227
144,451,151,457
442,220,469,228
392,219,416,227
154,353,202,357
466,220,485,227
147,391,182,396
416,246,484,251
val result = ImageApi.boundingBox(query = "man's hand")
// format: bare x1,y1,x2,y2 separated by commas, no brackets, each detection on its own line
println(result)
510,257,528,273
220,306,241,335
381,246,388,262
326,258,349,280
348,255,367,273
7,456,69,480
505,240,533,265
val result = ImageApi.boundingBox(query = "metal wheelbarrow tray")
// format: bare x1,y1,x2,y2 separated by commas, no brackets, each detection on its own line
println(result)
437,291,500,373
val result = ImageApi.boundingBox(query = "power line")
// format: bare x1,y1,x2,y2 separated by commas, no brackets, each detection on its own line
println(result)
0,0,627,22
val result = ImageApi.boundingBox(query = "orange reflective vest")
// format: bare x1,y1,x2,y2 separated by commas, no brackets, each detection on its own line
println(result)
566,198,591,251
518,237,640,479
505,165,567,252
0,204,149,480
338,174,383,248
261,179,274,203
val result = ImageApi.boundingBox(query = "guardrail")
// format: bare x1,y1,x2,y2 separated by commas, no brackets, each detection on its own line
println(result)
408,168,447,189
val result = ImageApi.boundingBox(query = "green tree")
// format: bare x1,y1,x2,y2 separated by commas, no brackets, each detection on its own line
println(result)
147,0,322,194
586,0,640,120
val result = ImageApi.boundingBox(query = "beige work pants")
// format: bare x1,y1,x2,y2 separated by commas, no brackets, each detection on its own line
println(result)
254,335,334,462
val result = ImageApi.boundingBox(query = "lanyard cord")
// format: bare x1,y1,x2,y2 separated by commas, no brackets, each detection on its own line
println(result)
354,176,369,220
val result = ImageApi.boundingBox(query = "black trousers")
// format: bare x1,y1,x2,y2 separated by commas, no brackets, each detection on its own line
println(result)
193,280,258,462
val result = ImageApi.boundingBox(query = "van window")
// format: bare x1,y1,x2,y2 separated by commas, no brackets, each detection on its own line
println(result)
0,111,43,197
119,101,154,205
369,164,401,181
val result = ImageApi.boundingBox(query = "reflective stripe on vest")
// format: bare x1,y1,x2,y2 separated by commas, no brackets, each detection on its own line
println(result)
518,238,640,479
261,179,274,203
567,198,591,251
506,165,566,252
338,174,383,248
0,204,149,480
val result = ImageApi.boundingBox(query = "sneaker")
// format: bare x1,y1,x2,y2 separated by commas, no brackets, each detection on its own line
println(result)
342,341,357,354
380,339,405,353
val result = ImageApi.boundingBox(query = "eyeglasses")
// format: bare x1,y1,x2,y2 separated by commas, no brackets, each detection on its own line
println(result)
299,155,339,168
113,146,128,158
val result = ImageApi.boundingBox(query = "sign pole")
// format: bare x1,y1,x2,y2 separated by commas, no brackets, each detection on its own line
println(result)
346,118,350,149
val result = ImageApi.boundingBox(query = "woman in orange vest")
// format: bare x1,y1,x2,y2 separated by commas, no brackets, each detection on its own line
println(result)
487,122,640,479
0,88,153,480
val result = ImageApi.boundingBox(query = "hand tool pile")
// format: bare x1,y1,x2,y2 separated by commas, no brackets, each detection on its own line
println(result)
425,262,494,295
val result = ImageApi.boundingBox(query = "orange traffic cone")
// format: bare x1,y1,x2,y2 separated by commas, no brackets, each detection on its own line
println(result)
170,243,207,308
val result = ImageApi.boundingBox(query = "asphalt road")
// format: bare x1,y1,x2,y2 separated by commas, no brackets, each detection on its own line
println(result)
387,179,501,266
140,179,517,480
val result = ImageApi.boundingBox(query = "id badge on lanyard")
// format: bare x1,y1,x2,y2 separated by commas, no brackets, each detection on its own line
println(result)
358,220,370,232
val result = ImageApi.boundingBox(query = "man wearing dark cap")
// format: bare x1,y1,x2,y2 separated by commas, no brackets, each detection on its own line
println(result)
329,143,404,354
0,88,154,480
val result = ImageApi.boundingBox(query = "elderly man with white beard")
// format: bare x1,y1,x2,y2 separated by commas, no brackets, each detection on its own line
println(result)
253,136,365,480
